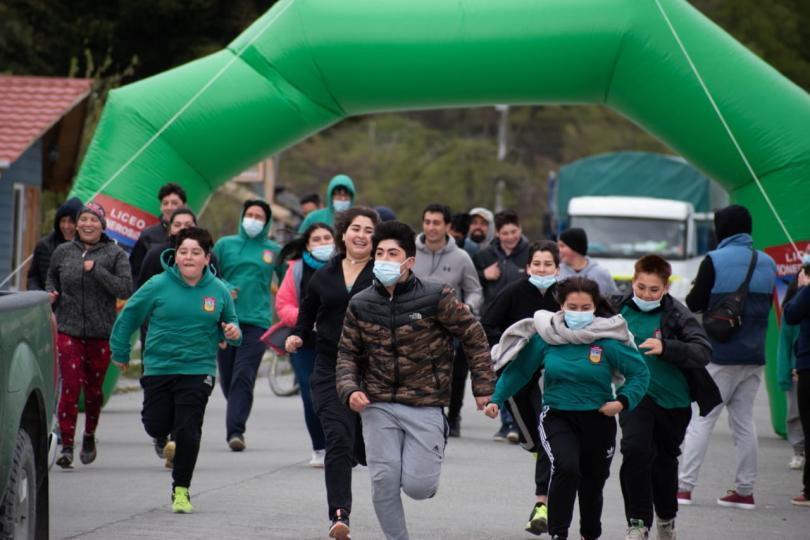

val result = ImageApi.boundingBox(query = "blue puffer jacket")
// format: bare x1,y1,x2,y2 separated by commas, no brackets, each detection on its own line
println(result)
707,234,776,365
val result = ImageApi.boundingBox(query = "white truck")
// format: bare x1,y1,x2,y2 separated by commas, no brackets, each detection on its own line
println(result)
566,196,711,302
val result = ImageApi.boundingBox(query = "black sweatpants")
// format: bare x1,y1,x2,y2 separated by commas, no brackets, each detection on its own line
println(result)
798,370,810,498
619,395,692,527
503,367,551,495
540,407,617,540
447,340,468,421
141,374,214,489
310,357,365,520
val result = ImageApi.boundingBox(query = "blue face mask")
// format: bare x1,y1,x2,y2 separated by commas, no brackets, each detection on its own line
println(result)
632,295,662,312
374,260,404,286
310,244,335,262
529,274,556,291
242,217,264,238
333,199,351,212
564,310,595,330
802,254,810,265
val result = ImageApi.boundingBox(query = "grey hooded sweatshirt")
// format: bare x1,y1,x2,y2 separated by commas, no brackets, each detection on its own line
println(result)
413,234,483,315
559,257,618,295
47,235,133,339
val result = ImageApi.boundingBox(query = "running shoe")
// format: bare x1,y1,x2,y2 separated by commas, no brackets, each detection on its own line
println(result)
164,440,176,469
309,449,325,468
329,508,351,539
154,436,168,458
506,423,520,444
789,451,805,470
716,490,755,509
791,494,810,507
228,434,246,452
79,434,97,465
625,519,649,539
172,486,193,513
656,518,677,540
493,424,510,442
525,502,548,535
56,447,74,469
676,491,691,505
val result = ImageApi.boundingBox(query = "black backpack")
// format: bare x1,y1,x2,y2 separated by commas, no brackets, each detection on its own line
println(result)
703,249,758,342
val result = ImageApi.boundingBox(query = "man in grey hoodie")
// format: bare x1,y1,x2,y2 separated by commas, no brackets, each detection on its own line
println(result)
414,204,483,437
557,227,618,295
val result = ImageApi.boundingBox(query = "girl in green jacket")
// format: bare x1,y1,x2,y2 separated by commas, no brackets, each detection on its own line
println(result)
485,276,649,540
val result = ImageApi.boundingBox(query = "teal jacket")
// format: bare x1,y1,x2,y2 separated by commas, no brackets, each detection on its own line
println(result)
298,174,356,233
110,255,240,376
213,205,283,328
492,334,650,411
777,313,799,391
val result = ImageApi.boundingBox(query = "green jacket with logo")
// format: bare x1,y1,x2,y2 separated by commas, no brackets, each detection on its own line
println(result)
491,334,649,411
298,174,356,233
213,208,283,328
110,260,240,376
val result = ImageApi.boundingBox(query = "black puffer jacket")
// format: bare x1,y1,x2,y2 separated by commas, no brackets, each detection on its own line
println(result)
619,293,721,416
26,197,83,290
129,220,169,279
336,274,494,407
46,236,133,339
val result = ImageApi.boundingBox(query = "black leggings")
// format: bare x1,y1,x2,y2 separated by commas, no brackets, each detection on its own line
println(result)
310,356,365,520
798,370,810,498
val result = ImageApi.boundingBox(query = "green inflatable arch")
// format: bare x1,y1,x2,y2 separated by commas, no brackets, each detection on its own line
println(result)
71,0,810,433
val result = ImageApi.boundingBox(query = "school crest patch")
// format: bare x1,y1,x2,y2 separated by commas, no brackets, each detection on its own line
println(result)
203,296,216,312
588,345,603,364
263,250,274,264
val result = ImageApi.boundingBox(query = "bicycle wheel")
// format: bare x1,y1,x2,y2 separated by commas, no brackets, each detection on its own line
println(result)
267,350,300,397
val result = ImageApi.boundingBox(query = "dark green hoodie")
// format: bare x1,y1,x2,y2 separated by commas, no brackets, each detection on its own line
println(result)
213,203,283,328
298,174,356,233
110,254,240,376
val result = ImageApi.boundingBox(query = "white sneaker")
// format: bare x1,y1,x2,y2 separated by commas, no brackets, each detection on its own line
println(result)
656,518,677,540
625,519,649,540
309,449,325,468
789,452,805,470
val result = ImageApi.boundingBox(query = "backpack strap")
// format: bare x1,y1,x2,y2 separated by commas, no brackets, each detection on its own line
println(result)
293,259,304,300
737,249,758,299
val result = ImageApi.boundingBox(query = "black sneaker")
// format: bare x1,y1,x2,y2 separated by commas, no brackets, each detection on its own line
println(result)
154,436,168,458
329,508,351,539
56,446,74,469
448,416,461,438
79,435,97,465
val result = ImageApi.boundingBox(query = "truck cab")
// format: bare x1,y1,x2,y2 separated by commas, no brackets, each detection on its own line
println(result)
567,196,709,301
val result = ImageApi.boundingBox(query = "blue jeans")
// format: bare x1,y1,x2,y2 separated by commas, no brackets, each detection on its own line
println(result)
290,346,325,450
217,324,266,439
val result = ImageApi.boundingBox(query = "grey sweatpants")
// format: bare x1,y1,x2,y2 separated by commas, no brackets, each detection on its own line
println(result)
360,402,447,540
679,364,762,496
787,383,806,452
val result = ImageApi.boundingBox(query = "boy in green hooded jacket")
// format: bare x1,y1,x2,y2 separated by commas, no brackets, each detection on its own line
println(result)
111,227,241,513
298,174,356,233
213,199,283,451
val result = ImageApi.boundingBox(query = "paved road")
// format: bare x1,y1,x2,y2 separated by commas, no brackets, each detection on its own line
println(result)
52,374,806,539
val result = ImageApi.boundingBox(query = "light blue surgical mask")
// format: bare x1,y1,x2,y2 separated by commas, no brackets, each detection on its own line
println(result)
242,217,264,238
564,310,595,330
374,260,404,286
333,199,351,212
529,274,556,291
802,253,810,265
311,244,335,262
632,295,662,312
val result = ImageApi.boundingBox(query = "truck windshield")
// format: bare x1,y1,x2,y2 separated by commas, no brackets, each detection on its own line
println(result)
569,216,687,260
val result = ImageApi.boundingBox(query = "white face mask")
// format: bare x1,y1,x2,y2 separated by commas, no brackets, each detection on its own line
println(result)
242,217,264,238
333,199,351,212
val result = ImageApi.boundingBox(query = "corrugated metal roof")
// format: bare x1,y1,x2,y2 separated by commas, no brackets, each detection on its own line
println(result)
0,75,93,167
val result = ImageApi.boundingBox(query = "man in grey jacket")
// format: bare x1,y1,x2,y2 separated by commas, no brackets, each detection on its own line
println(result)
414,204,483,437
558,227,618,295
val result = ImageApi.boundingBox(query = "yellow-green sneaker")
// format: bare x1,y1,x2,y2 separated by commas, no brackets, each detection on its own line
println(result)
525,502,548,535
172,487,193,514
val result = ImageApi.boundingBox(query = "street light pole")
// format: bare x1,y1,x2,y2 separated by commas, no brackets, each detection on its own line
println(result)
494,104,509,212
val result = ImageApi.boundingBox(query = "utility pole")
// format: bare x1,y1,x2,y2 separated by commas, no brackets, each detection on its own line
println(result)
494,104,509,212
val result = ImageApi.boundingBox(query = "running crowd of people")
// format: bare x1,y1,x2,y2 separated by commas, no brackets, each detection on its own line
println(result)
29,174,810,539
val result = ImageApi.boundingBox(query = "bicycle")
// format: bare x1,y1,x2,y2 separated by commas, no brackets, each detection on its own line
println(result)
265,349,299,397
